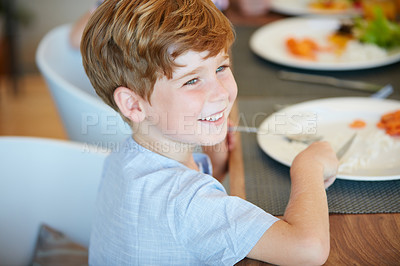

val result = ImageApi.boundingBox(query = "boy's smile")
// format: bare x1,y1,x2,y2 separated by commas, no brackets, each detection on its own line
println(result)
198,110,225,123
140,50,238,147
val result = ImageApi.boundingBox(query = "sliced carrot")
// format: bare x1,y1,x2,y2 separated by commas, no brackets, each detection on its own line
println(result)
286,37,319,60
377,109,400,136
381,113,395,123
376,121,385,129
303,38,319,50
349,119,366,129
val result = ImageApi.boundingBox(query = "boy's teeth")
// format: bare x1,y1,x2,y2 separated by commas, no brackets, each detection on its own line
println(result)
201,112,223,122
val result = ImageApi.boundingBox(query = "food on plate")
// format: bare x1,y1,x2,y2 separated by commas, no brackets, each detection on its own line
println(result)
338,128,400,173
362,0,397,20
280,126,400,174
354,10,400,49
335,8,400,49
309,0,358,11
285,34,386,62
328,33,354,55
285,8,399,62
327,20,354,55
377,109,400,136
349,119,366,128
285,37,321,60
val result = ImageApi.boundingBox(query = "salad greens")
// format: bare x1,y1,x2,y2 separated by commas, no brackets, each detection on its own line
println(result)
354,8,400,49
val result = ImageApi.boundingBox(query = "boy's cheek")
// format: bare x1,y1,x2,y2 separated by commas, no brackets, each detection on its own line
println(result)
228,75,238,95
230,83,238,102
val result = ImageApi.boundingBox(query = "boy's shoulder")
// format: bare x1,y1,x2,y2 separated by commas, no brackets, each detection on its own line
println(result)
105,137,214,182
111,137,210,171
101,137,227,209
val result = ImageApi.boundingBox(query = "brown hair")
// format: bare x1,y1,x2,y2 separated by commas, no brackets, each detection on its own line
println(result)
81,0,235,114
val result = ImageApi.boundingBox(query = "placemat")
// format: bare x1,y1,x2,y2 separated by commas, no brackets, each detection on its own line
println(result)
238,97,400,215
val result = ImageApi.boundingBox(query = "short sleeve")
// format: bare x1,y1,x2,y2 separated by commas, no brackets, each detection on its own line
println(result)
170,173,279,265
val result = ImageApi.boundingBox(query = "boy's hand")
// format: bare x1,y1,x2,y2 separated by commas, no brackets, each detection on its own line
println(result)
226,120,236,152
292,141,339,188
202,120,236,182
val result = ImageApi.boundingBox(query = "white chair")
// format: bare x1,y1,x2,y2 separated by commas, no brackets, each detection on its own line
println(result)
36,24,131,146
0,137,109,265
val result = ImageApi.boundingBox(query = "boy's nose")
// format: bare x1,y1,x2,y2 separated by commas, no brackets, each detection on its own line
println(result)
209,79,230,102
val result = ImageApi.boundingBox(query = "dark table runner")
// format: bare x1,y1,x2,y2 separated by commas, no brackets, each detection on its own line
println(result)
238,97,400,215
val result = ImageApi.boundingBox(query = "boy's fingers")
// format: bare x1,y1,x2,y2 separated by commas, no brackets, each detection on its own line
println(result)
324,175,336,189
226,130,236,151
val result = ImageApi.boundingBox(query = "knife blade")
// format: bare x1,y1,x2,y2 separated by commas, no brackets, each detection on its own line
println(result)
336,132,357,160
278,71,381,92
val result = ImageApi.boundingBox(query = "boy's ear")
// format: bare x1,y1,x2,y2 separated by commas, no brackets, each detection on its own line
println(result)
114,87,146,123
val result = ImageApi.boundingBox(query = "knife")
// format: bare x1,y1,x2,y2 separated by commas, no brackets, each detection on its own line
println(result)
278,70,381,92
336,132,357,160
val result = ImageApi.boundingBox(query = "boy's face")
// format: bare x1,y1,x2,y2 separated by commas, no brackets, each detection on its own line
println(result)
142,50,237,146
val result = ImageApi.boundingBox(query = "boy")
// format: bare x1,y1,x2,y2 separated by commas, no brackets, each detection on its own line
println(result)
81,0,339,265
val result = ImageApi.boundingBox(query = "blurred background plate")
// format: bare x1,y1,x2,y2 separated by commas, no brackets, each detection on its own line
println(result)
270,0,360,16
250,17,400,71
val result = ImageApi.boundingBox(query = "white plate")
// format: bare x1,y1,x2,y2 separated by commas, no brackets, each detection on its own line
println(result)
270,0,360,16
250,17,400,71
256,97,400,181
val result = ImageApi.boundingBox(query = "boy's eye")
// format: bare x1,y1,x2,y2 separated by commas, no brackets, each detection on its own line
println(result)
184,78,199,86
216,65,228,73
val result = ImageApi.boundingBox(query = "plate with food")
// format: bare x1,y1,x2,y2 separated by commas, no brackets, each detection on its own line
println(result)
250,15,400,70
270,0,362,16
256,97,400,181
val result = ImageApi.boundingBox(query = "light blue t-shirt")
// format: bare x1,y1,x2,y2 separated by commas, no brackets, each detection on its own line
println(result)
89,137,279,265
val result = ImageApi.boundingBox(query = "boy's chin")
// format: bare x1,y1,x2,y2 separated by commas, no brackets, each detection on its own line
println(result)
199,133,227,147
183,122,228,146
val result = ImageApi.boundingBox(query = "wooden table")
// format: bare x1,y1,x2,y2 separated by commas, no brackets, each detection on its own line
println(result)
225,7,400,264
228,102,400,265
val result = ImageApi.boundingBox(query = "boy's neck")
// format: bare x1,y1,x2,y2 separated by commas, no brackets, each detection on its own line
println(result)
133,133,199,172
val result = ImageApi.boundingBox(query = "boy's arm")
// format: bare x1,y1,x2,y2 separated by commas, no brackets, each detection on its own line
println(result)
247,141,338,265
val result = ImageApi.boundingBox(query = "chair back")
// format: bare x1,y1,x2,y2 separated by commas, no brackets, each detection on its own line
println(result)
36,24,131,146
0,137,108,265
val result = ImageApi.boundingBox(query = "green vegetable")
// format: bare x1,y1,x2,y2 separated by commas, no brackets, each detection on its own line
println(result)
354,8,400,49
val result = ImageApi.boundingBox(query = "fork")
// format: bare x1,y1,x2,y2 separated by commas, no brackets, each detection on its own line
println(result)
229,126,323,144
230,126,357,158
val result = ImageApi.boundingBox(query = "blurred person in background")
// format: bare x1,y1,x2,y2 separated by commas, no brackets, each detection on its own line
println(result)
233,0,271,16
